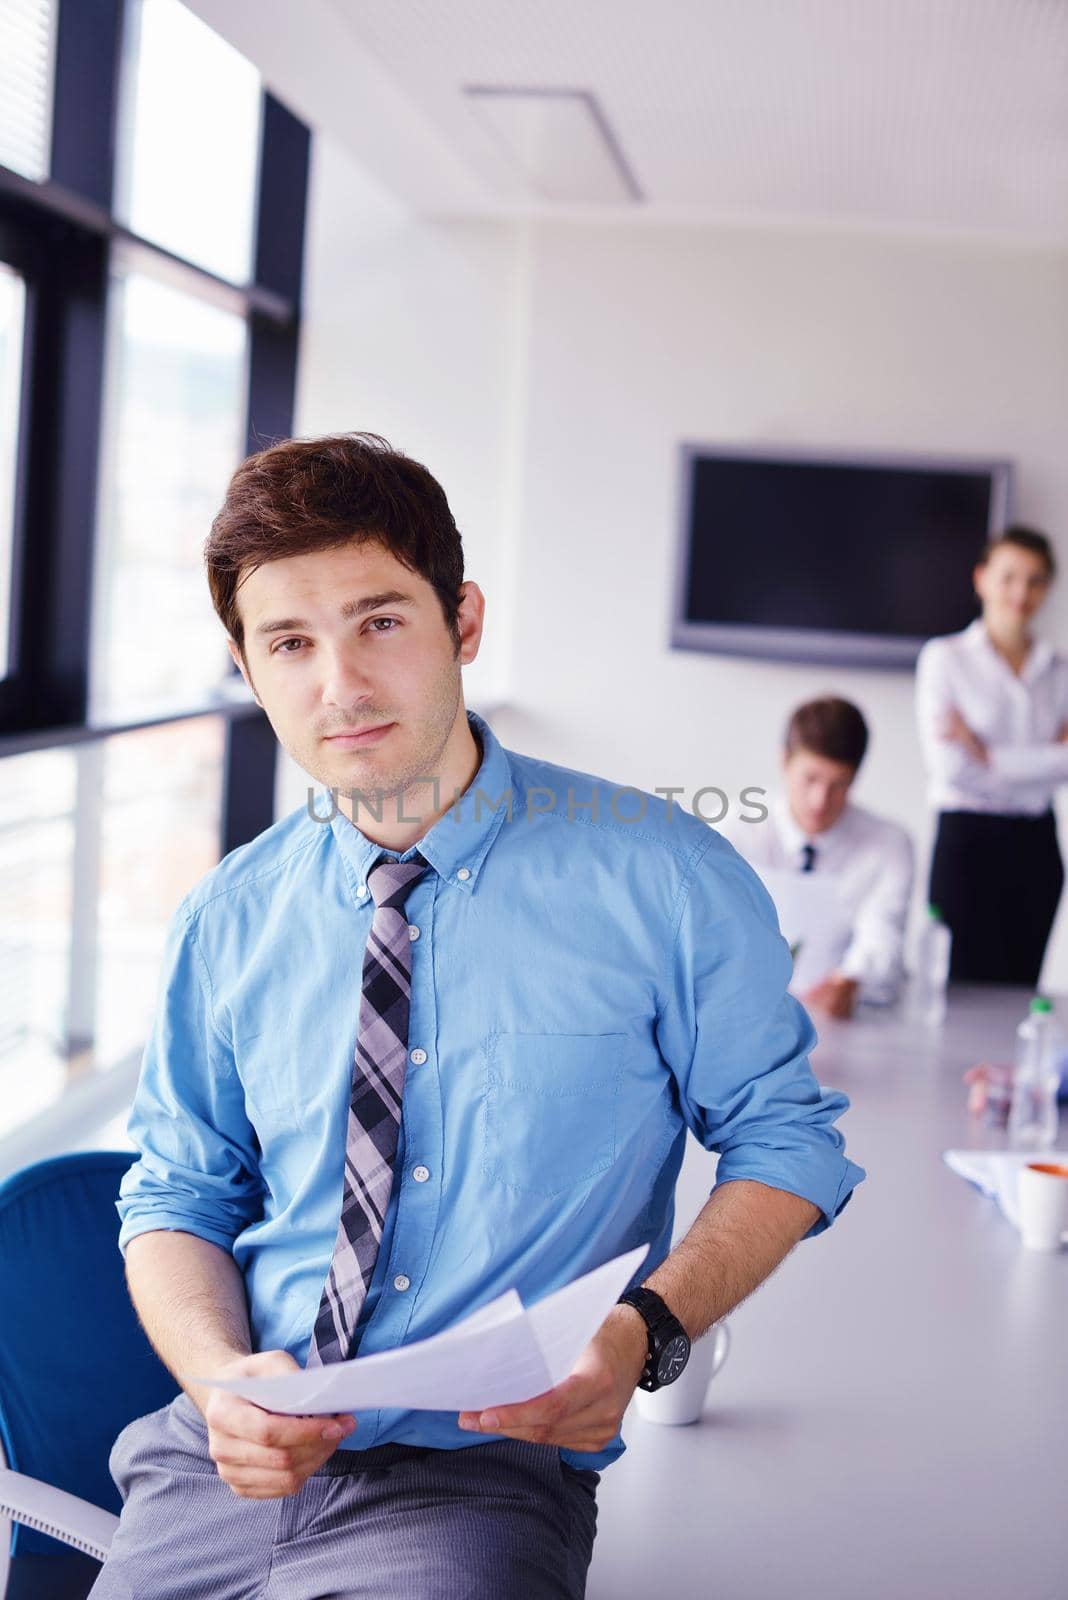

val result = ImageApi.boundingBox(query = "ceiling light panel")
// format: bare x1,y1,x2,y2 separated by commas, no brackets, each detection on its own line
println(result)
464,86,641,204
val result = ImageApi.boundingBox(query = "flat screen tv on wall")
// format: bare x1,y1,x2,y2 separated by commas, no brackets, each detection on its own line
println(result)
671,445,1014,669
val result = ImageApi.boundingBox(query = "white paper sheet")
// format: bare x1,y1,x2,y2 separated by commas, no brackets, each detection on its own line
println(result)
754,866,852,995
193,1244,649,1415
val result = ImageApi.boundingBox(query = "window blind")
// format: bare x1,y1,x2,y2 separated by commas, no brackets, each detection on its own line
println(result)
0,0,57,183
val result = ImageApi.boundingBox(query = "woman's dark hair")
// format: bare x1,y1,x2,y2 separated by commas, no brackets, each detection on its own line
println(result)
784,697,869,771
205,433,465,660
978,523,1056,580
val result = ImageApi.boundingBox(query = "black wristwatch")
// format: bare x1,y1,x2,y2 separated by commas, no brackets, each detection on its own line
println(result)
618,1286,691,1391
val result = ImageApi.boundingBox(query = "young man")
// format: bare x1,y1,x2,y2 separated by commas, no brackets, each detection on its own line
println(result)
93,435,863,1599
724,698,914,1020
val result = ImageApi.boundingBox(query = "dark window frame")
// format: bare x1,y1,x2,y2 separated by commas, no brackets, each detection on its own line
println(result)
0,0,310,853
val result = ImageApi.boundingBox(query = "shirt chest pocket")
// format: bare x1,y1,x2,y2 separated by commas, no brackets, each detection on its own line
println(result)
481,1031,627,1197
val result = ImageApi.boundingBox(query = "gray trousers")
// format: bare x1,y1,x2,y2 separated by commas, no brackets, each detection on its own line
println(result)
89,1393,599,1600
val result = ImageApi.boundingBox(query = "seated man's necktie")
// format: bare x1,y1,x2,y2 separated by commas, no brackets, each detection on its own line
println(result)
307,852,428,1366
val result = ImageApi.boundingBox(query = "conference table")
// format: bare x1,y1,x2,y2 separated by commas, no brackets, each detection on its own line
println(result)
587,986,1067,1600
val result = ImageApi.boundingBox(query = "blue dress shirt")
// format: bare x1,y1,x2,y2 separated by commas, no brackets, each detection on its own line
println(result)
117,709,864,1471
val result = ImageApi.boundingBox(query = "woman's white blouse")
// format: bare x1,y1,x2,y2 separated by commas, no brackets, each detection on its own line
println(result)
915,619,1068,816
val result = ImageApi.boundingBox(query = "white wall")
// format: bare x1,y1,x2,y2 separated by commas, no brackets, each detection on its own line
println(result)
276,135,521,812
294,136,521,703
289,150,1068,986
493,222,1068,986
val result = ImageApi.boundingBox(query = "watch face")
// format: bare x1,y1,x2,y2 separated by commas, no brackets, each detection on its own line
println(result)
656,1332,691,1386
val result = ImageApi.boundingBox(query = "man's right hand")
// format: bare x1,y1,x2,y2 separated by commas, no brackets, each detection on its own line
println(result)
197,1350,357,1499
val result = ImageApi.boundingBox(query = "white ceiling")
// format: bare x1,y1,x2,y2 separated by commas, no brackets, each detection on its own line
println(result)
191,0,1068,242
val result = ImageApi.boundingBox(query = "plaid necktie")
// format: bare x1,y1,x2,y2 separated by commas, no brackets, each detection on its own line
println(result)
307,852,428,1366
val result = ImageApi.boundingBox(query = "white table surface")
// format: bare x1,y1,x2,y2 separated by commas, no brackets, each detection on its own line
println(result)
587,986,1068,1600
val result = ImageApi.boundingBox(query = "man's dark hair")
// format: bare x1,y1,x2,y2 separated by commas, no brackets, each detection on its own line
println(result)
205,432,465,661
978,523,1056,580
784,697,869,771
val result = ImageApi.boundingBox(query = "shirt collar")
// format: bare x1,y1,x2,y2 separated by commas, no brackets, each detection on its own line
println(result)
773,791,850,858
964,617,1054,684
1023,637,1054,683
320,709,512,896
773,793,809,856
965,617,1006,669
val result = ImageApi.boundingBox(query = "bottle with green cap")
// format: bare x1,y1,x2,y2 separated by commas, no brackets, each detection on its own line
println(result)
913,903,952,1025
1008,995,1061,1149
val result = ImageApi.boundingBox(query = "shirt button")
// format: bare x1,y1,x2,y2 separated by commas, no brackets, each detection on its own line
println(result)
410,1047,427,1065
356,884,367,898
393,1274,411,1292
412,1165,430,1183
408,924,420,941
456,867,471,881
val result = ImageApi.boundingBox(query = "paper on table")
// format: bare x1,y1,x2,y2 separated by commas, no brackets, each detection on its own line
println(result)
943,1148,1068,1236
193,1244,649,1416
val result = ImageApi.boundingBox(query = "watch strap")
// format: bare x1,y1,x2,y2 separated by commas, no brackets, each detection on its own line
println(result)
618,1286,675,1335
618,1286,689,1391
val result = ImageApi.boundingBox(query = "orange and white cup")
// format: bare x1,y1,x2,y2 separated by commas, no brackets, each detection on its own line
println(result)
1018,1162,1068,1252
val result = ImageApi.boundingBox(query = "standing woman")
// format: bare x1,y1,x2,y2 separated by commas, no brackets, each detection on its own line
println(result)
915,525,1068,985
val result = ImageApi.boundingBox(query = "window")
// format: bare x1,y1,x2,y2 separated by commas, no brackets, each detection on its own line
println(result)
0,0,309,1157
117,0,261,284
0,263,25,679
91,267,249,718
95,717,225,1066
0,719,224,1136
0,0,57,183
0,747,76,1129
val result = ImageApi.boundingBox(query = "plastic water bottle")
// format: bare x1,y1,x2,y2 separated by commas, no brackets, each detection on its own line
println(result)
913,904,952,1025
1008,997,1062,1150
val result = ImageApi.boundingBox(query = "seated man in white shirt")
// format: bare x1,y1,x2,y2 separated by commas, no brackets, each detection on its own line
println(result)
724,697,914,1020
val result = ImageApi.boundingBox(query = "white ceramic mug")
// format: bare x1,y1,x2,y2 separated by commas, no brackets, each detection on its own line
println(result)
632,1320,731,1426
1018,1161,1068,1251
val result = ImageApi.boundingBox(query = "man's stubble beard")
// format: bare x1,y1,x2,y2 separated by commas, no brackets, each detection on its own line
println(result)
253,645,466,808
332,671,464,811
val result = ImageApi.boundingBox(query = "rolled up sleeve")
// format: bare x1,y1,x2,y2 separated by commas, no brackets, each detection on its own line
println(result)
656,835,865,1235
117,900,264,1256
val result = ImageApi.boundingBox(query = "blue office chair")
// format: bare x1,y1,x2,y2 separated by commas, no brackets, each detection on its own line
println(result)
0,1152,177,1599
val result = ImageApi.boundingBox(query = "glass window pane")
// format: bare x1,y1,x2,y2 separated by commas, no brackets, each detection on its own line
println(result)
118,0,261,284
0,719,225,1144
0,264,26,678
0,749,77,1134
0,0,57,183
95,716,224,1068
91,269,248,719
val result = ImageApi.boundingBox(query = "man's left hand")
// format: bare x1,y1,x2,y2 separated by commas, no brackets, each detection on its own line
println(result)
457,1305,648,1453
